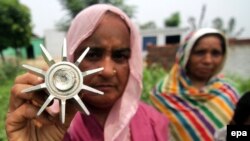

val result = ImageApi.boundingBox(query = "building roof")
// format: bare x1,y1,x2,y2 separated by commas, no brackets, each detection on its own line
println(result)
140,27,189,36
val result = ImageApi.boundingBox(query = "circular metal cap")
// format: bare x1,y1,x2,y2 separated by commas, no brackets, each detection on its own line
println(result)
21,43,104,124
53,68,76,91
46,62,82,99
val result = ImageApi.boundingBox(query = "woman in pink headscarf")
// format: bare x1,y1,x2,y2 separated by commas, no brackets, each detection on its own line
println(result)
6,4,169,141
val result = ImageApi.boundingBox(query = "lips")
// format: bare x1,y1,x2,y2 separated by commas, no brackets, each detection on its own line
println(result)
92,84,116,92
198,68,213,75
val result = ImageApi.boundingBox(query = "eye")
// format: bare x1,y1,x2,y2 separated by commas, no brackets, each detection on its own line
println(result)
193,49,206,56
112,48,131,63
211,49,223,57
85,48,104,61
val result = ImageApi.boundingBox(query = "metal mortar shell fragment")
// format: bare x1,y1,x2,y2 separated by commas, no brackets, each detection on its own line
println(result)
22,38,104,123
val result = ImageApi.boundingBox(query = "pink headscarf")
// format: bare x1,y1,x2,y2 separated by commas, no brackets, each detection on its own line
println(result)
66,4,143,141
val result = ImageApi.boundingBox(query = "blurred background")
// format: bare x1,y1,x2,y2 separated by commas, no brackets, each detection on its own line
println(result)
1,0,250,140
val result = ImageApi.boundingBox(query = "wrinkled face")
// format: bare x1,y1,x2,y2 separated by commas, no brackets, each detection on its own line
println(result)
74,12,130,110
186,35,224,82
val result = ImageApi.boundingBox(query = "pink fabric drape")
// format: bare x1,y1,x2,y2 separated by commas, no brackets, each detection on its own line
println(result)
64,102,169,141
66,4,143,141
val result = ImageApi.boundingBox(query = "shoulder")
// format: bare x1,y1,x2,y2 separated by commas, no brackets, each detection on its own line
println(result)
135,101,169,126
214,77,240,100
216,75,240,95
130,102,170,141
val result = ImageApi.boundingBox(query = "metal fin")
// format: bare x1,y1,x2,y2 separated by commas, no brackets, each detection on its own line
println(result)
75,47,90,66
21,83,46,93
82,84,104,95
37,95,55,116
62,38,67,61
82,67,104,77
61,100,66,123
74,95,90,115
40,44,55,66
22,64,45,78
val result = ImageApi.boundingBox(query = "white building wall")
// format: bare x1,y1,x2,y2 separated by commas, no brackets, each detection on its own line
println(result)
157,33,165,45
222,45,250,79
140,27,189,46
43,29,250,79
44,30,65,58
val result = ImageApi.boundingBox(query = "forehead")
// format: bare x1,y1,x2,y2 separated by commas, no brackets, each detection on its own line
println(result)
85,13,129,42
75,11,130,55
103,11,125,22
193,34,223,49
95,11,130,36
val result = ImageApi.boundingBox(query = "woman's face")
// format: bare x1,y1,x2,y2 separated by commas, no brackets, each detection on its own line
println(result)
74,13,130,110
186,35,224,82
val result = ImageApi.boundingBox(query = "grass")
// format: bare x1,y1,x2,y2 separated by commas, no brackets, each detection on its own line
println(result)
0,80,13,141
0,63,23,141
141,65,167,104
224,73,250,95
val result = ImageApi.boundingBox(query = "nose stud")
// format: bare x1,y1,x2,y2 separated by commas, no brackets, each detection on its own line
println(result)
113,69,117,74
98,69,117,75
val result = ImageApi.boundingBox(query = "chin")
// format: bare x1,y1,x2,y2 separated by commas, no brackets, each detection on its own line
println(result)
89,101,115,110
198,76,211,82
83,95,118,106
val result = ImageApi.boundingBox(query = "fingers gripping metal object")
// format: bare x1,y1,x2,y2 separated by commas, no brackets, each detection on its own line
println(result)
22,38,104,123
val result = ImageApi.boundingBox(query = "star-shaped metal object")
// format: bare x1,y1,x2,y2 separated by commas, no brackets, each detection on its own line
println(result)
22,38,104,123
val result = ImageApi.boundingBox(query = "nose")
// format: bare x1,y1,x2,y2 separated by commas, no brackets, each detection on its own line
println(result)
100,57,115,77
203,53,213,64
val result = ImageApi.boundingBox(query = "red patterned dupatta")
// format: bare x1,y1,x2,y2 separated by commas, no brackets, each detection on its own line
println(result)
150,28,239,141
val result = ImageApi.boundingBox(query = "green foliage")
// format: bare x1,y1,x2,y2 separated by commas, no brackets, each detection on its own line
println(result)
142,65,167,104
212,17,244,38
236,79,250,95
224,74,250,95
0,0,32,47
164,12,180,27
108,0,135,18
0,80,12,141
0,0,32,62
0,63,24,141
57,0,136,31
187,4,206,31
60,0,88,17
228,18,235,34
140,21,157,29
213,17,224,32
0,63,249,140
0,63,24,83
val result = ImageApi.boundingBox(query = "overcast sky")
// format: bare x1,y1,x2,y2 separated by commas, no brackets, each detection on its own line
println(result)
20,0,250,38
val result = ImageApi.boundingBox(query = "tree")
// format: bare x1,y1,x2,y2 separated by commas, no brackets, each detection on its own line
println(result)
198,4,206,29
187,17,196,31
212,17,244,38
140,21,157,30
228,18,235,34
57,0,136,31
187,4,206,31
0,0,32,63
0,0,13,63
164,12,180,27
212,17,224,32
187,4,244,38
